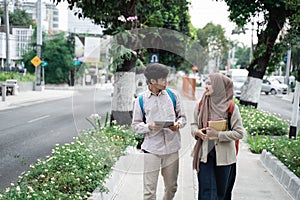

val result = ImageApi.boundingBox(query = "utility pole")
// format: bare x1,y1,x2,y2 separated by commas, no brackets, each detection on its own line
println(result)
289,64,300,139
35,0,43,89
4,0,10,71
250,19,254,63
285,48,291,86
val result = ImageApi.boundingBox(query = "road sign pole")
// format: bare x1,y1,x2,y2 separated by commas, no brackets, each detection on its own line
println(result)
35,46,42,86
35,0,43,87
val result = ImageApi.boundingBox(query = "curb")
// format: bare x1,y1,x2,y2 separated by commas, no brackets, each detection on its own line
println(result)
260,150,300,200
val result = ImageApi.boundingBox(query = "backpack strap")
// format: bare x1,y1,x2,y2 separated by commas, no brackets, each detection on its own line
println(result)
138,95,146,123
166,88,176,109
227,101,235,130
198,99,203,111
227,101,239,155
139,88,176,123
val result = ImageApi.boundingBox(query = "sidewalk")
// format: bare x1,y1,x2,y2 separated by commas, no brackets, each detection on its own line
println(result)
0,83,112,111
89,95,294,200
0,89,74,111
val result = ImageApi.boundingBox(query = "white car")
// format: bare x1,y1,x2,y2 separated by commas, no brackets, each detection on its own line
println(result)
261,79,288,95
269,78,288,94
228,69,248,99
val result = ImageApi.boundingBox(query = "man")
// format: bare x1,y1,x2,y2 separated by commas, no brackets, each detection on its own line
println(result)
132,63,187,200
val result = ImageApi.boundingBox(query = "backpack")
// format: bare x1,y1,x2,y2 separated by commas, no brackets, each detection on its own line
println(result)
136,88,177,149
198,100,239,155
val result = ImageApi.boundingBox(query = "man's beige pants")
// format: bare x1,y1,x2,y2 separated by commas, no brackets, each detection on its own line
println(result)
143,151,179,200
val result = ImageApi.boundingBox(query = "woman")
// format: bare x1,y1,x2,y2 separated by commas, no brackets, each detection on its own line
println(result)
191,73,246,200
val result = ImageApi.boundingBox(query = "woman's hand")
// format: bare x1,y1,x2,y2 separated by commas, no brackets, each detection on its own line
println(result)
195,128,207,140
195,127,219,140
206,127,219,138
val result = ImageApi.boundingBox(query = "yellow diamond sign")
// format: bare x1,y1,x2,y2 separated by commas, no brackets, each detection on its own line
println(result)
31,56,42,67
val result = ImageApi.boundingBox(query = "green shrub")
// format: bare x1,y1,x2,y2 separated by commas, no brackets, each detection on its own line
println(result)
235,99,299,178
0,114,137,199
235,99,289,136
265,136,300,178
0,72,35,82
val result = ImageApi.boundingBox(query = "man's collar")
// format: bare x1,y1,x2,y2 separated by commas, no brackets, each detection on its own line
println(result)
145,88,167,98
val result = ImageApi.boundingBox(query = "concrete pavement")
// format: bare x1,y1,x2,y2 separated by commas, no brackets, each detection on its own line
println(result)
0,85,297,199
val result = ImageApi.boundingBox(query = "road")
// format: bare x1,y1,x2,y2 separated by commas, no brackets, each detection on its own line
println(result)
258,93,300,127
0,87,113,190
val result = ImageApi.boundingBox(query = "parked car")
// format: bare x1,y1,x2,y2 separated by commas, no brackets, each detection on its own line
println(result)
261,79,288,95
268,78,288,94
227,69,248,99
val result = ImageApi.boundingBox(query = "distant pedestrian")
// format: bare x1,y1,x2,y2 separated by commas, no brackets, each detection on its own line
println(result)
132,63,187,200
191,73,246,200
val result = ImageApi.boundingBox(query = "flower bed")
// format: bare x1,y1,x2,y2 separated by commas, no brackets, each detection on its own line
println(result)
235,99,300,178
0,119,137,199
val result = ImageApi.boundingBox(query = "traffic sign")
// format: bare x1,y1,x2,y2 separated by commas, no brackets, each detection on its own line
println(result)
42,61,48,67
31,56,42,67
150,53,159,63
73,60,81,66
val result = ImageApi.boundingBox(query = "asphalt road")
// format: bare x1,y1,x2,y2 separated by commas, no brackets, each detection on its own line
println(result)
258,93,300,127
0,87,112,189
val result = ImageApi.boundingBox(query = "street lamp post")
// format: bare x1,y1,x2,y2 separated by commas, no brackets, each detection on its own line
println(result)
4,0,10,71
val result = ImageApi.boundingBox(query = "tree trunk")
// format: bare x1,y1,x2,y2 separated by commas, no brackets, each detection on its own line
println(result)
110,58,137,125
240,7,286,108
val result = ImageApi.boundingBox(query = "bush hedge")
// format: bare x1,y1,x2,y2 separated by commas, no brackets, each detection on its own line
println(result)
235,99,300,178
0,115,137,199
0,72,35,82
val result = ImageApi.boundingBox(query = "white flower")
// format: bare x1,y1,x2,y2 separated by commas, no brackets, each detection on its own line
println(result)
126,16,138,21
118,15,126,22
28,186,34,192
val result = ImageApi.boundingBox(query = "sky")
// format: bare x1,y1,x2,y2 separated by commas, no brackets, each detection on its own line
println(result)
189,0,256,47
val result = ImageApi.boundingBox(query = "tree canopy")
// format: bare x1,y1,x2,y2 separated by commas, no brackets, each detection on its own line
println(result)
52,0,192,69
220,0,299,78
0,8,33,26
23,32,75,84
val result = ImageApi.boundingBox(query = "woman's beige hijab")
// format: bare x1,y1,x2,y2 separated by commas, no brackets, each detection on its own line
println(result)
193,73,234,171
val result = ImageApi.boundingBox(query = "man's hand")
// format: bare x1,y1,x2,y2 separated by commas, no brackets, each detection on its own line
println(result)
169,122,180,131
148,123,163,131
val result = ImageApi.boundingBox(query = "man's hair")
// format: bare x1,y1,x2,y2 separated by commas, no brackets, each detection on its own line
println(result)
144,63,169,83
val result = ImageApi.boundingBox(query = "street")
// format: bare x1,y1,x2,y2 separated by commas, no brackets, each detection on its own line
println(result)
258,93,300,127
0,87,113,189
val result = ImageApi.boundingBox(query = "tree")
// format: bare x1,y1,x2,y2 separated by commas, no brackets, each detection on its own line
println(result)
0,8,33,26
196,23,229,73
219,0,299,108
23,32,75,84
235,44,251,68
52,0,192,125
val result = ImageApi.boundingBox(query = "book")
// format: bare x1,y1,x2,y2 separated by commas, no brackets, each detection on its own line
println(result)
154,121,174,128
207,119,227,140
208,119,227,131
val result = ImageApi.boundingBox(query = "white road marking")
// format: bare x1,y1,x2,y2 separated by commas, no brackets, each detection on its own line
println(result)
28,115,50,123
